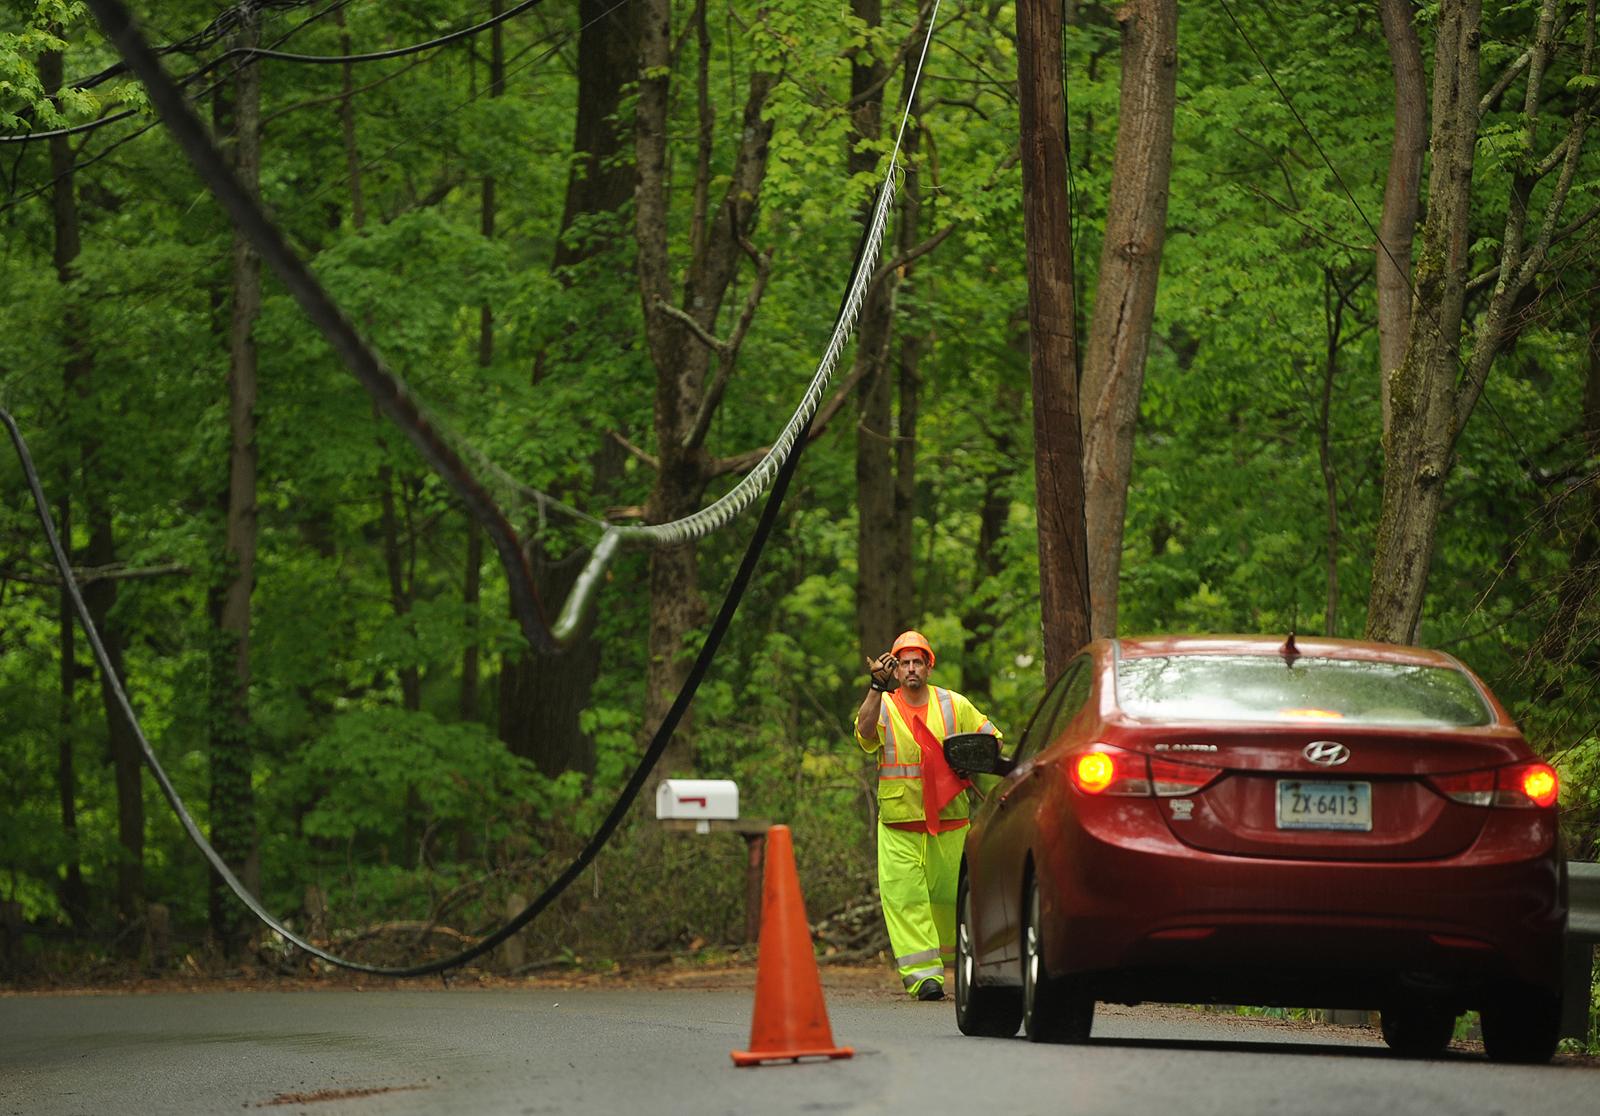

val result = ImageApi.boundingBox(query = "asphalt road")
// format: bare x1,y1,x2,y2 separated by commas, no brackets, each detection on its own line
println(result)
3,973,1595,1116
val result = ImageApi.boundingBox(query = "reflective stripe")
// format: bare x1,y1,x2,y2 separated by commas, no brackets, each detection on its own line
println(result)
879,764,922,779
978,720,997,735
881,707,899,766
936,687,955,738
896,948,941,967
901,965,944,988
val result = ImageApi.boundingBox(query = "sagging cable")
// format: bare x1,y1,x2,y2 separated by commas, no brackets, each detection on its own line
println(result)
0,0,899,965
2,363,808,972
83,0,943,653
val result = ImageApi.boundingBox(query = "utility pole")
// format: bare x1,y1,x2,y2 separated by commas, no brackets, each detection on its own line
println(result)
1016,0,1091,679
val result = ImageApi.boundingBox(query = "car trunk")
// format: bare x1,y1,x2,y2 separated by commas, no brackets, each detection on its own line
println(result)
1106,721,1528,861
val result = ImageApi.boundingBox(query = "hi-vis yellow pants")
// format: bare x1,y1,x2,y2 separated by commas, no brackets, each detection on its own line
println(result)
877,822,967,996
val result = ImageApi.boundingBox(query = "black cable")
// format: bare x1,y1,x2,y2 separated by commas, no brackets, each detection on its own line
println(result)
60,0,324,92
3,0,546,144
15,0,895,979
0,44,883,973
3,0,353,210
3,0,589,218
1,395,810,974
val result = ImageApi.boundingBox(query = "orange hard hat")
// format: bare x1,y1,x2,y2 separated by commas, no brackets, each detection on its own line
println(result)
891,630,935,668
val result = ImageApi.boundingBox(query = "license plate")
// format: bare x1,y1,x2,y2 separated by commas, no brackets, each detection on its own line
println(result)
1275,780,1372,831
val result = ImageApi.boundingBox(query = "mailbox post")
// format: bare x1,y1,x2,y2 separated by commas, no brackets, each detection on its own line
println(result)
656,779,772,943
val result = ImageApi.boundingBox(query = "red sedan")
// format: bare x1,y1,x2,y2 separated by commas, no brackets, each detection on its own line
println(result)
947,635,1567,1062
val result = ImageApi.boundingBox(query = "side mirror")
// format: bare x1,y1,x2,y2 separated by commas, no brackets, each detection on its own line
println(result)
943,732,1014,776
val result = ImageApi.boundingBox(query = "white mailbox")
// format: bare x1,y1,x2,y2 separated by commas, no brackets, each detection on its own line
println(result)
657,779,739,832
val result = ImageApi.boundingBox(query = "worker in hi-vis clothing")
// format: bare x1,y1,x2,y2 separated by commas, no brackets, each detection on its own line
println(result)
854,630,1003,1000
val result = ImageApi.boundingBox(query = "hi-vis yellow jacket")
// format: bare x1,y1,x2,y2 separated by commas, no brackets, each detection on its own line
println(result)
854,687,1002,826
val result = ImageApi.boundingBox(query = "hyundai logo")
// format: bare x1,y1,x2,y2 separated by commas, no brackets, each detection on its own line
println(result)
1304,740,1350,766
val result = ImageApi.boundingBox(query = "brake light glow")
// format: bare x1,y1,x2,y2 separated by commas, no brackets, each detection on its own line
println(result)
1069,745,1183,797
1430,763,1559,808
1072,753,1116,794
1281,708,1344,719
1511,762,1559,808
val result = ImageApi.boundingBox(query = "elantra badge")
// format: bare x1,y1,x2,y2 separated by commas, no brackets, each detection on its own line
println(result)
1304,740,1350,766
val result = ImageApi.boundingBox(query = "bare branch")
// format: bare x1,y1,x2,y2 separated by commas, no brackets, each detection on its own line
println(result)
608,429,660,471
870,223,955,288
1554,200,1600,245
685,242,774,450
1479,48,1531,114
1458,15,1591,435
704,360,872,479
0,562,189,586
653,299,728,355
688,0,713,271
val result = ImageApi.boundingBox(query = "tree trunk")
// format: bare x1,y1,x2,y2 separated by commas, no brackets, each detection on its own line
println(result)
891,79,925,637
961,381,1022,697
500,549,602,776
1376,0,1425,441
47,41,141,944
336,8,366,230
82,517,141,946
206,9,262,957
851,0,900,659
54,495,88,931
1366,0,1480,644
553,0,639,272
1079,0,1176,641
465,8,501,728
1318,267,1355,636
1368,0,1587,642
379,470,421,710
1016,0,1092,678
635,0,777,774
497,0,637,775
42,46,89,934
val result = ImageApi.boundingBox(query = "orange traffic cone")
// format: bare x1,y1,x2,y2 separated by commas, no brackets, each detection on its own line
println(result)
731,825,854,1066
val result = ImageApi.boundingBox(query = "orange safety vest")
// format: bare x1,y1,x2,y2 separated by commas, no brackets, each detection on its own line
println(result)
855,686,1000,827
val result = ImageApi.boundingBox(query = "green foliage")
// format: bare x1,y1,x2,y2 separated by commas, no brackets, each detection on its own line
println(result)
0,0,1597,1012
0,2,94,130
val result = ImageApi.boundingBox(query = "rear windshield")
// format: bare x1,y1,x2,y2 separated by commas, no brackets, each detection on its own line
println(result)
1114,654,1493,727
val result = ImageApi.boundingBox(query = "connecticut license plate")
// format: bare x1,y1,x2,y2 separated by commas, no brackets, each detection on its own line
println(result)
1275,780,1372,831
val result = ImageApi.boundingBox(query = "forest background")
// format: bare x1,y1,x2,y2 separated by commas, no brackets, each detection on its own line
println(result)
2,0,1599,1035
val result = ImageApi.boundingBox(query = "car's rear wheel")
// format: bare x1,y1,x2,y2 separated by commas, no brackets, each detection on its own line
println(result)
954,876,1021,1037
1379,1002,1456,1058
1021,876,1093,1043
1480,986,1561,1064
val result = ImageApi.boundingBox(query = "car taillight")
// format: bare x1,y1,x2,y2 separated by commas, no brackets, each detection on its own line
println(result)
1069,746,1151,796
1148,756,1219,797
1430,762,1559,808
1068,744,1212,797
1072,753,1116,793
1429,769,1494,806
1504,762,1558,808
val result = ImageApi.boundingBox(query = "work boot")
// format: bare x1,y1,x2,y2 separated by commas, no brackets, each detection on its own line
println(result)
915,979,945,1002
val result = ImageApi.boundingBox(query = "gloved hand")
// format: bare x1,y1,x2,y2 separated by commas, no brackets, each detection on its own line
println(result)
868,652,899,693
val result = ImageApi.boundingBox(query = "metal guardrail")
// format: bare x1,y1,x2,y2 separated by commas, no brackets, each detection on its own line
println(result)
1561,861,1600,1042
